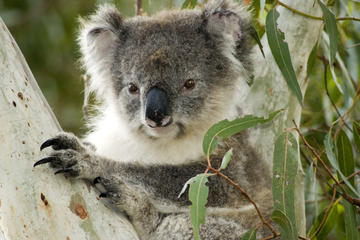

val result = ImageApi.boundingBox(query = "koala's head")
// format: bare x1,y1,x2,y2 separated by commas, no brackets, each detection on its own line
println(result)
79,0,253,140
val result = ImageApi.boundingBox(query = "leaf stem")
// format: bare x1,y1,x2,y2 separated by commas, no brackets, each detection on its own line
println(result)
277,1,323,20
337,170,360,185
322,62,352,132
136,0,142,16
277,0,360,22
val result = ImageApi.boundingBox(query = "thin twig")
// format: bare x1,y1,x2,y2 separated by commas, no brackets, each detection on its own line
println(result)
337,170,360,185
262,233,281,240
337,16,360,21
208,166,278,237
136,0,142,16
347,42,360,48
277,1,323,20
322,62,352,131
310,187,337,239
277,0,360,22
292,121,347,193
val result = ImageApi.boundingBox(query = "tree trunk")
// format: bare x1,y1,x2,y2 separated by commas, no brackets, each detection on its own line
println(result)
0,0,322,238
0,18,139,240
243,0,323,235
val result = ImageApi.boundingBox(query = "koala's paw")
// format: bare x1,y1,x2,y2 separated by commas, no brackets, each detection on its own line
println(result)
34,133,94,178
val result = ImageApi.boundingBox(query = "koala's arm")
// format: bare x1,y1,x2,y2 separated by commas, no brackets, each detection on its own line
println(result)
34,132,260,239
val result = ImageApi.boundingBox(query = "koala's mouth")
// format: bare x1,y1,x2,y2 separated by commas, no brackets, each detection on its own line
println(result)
139,121,185,139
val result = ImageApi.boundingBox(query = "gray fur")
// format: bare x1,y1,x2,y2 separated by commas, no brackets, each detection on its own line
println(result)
36,1,273,239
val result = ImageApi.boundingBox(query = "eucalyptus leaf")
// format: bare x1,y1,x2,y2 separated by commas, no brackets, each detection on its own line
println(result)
203,109,282,157
182,0,197,9
324,133,359,197
272,132,299,236
250,23,265,58
189,173,210,240
220,148,233,170
318,0,338,64
342,201,360,240
336,131,360,240
240,228,257,240
308,198,340,239
272,209,297,240
353,122,360,153
336,130,355,186
307,43,318,78
178,173,212,198
266,8,303,105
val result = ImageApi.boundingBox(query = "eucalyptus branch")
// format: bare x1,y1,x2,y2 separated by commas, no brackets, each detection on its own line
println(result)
337,170,360,185
322,62,352,132
277,0,360,22
277,1,323,20
136,0,142,16
292,121,347,195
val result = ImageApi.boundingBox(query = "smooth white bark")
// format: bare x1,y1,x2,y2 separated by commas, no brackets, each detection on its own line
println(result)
0,18,138,240
244,0,323,235
0,0,323,238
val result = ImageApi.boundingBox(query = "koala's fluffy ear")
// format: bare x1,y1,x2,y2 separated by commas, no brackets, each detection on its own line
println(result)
78,4,122,98
203,0,250,43
202,0,253,77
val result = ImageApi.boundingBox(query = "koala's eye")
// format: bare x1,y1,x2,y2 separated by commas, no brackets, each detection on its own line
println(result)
182,79,196,91
128,83,139,94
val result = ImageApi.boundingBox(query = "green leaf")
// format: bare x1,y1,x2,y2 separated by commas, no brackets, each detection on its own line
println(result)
241,229,257,240
272,210,297,240
353,122,360,153
307,43,318,77
182,0,197,9
220,148,233,170
318,0,338,64
324,133,360,197
178,174,211,198
342,200,360,240
336,130,355,186
250,23,265,58
203,109,282,157
272,132,299,237
327,0,336,6
308,198,341,239
336,131,360,240
189,173,211,240
266,9,303,105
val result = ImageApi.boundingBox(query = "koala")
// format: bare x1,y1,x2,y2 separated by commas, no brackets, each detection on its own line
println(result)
34,1,273,239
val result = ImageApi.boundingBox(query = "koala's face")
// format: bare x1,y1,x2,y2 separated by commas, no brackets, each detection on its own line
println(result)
80,4,252,139
112,16,237,139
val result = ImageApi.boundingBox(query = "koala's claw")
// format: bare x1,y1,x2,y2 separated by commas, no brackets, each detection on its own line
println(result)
99,192,109,198
93,176,102,185
40,138,60,151
39,133,84,152
54,168,76,175
33,157,57,167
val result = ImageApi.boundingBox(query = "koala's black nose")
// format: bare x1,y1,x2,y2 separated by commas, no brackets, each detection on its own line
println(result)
145,87,172,128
